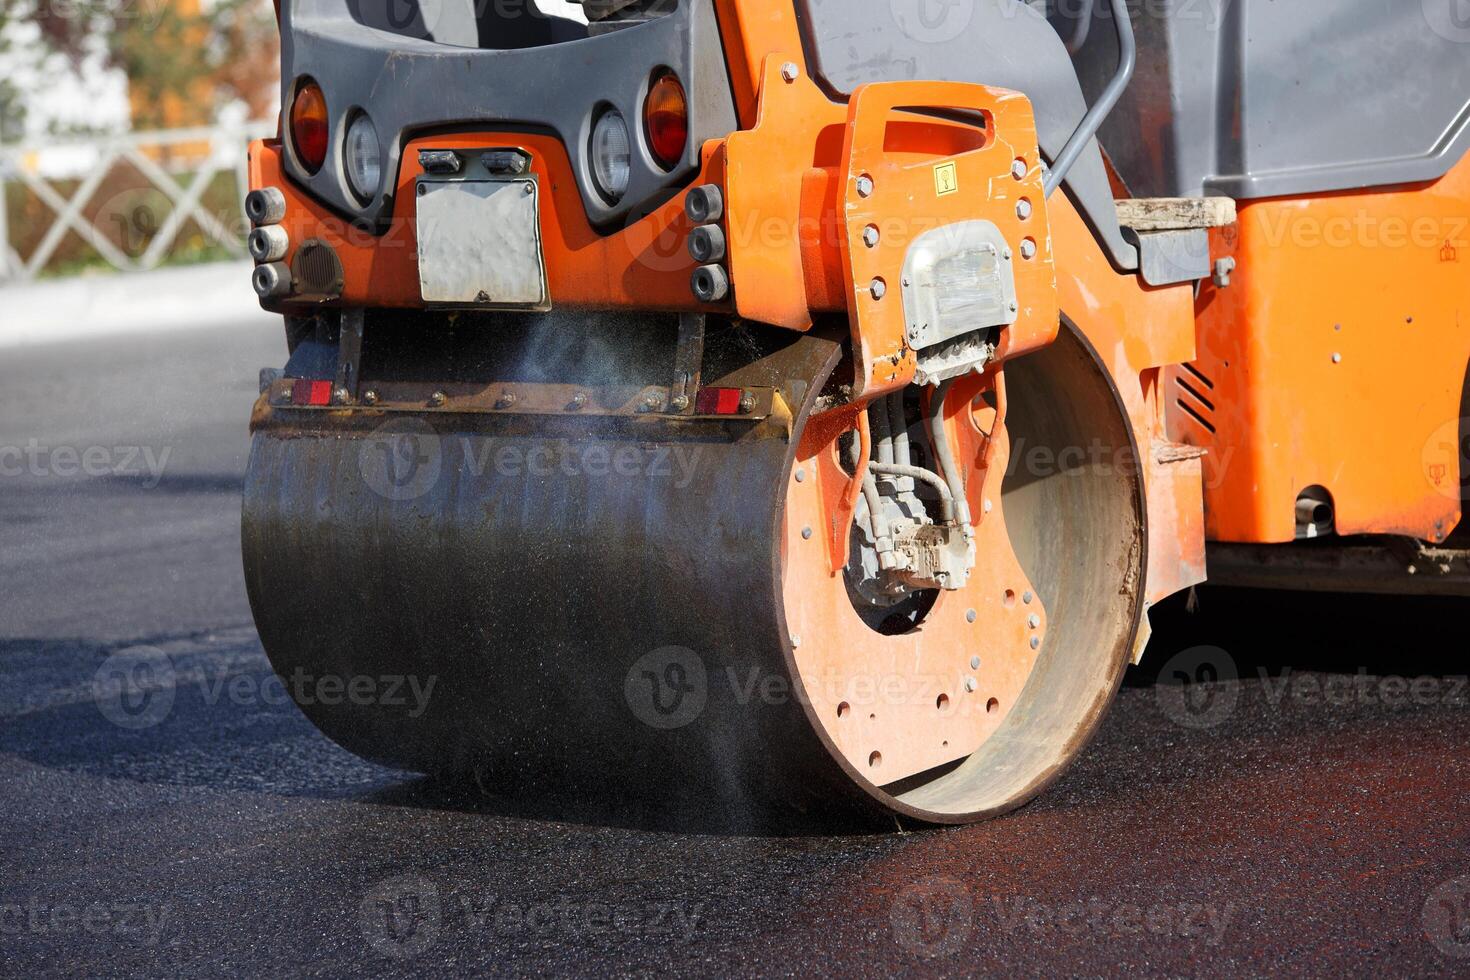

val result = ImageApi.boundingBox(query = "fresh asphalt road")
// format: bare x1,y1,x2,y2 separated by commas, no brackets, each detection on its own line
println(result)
2,316,1469,977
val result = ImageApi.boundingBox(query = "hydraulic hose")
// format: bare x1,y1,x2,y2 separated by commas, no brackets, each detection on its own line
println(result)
869,399,894,466
868,462,954,523
927,379,973,529
887,393,911,467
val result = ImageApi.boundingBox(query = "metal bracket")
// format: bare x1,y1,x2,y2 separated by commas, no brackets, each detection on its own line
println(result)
1127,228,1211,287
264,379,776,422
671,313,706,412
335,308,364,400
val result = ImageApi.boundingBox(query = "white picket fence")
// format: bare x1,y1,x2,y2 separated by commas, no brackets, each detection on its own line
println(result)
0,120,275,282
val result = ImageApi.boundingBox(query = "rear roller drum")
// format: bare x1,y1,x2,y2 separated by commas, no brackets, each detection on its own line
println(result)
242,315,1144,823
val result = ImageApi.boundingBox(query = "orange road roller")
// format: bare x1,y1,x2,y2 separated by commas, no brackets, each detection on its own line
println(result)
241,0,1470,822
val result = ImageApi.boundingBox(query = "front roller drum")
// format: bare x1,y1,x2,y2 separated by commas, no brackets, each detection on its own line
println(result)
242,325,1144,823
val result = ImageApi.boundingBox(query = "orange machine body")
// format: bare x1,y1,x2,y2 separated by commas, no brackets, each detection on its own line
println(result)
1177,157,1470,545
246,0,1205,606
250,0,1470,592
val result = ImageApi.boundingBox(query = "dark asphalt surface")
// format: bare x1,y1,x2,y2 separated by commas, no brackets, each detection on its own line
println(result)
2,319,1469,977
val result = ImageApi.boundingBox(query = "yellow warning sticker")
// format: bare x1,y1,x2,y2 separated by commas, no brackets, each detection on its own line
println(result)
934,161,959,197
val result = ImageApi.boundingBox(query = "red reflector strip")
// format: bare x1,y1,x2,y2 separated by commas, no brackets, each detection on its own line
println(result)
291,379,333,406
694,386,743,415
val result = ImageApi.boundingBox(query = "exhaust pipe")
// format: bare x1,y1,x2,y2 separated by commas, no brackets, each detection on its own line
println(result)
1295,486,1335,539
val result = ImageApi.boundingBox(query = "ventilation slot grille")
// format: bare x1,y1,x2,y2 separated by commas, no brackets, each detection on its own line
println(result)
1175,362,1217,434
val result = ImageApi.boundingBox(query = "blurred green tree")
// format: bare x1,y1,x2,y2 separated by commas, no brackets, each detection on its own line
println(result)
6,0,277,133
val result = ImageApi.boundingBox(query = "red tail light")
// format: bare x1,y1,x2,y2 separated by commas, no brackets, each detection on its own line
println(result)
695,387,743,415
291,379,333,406
643,71,688,170
290,79,329,174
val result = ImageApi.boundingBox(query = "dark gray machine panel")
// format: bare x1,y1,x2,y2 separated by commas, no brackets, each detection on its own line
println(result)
795,0,1139,270
1058,0,1470,199
278,0,737,228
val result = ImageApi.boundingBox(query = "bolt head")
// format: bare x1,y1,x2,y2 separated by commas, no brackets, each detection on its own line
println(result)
669,393,690,412
1027,613,1040,629
781,61,800,82
870,278,887,300
569,392,588,410
1030,636,1040,650
970,655,981,669
495,392,517,409
862,225,880,248
966,609,977,623
429,391,447,407
964,677,978,693
801,526,813,540
856,175,874,198
1022,590,1033,604
795,468,806,483
1332,352,1342,364
1016,199,1033,220
1011,159,1027,180
362,389,379,405
1020,239,1038,260
738,391,757,414
640,394,663,413
332,386,350,404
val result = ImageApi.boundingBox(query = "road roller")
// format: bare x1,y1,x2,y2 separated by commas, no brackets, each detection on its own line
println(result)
241,0,1470,822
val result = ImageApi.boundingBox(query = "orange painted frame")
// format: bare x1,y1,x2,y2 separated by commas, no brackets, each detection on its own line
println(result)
837,79,1058,397
1178,154,1470,544
246,132,727,313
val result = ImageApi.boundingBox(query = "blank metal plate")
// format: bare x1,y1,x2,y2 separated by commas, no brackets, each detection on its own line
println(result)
415,178,548,308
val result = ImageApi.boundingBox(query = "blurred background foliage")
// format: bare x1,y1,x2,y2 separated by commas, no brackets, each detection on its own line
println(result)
2,0,277,133
0,0,279,276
